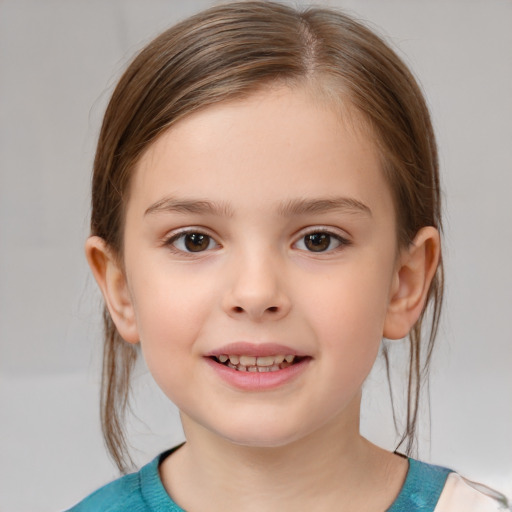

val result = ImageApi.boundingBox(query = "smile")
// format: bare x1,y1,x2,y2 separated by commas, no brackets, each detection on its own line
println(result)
206,343,311,390
212,354,302,372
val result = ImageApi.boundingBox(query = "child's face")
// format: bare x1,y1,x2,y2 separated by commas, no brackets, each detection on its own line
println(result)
119,85,401,447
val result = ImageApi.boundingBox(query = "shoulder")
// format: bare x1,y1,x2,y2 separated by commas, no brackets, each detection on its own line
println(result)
435,473,510,512
388,458,452,511
64,449,183,512
64,471,147,512
388,458,510,512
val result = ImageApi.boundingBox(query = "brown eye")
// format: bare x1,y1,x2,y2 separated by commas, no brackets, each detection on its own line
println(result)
295,231,347,253
169,232,217,253
304,233,331,252
184,233,211,252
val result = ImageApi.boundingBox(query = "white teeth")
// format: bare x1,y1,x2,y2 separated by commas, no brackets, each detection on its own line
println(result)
256,356,275,367
248,366,273,373
239,355,256,366
218,353,300,372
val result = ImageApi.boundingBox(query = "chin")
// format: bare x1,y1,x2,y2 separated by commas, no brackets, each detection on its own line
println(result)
210,418,311,450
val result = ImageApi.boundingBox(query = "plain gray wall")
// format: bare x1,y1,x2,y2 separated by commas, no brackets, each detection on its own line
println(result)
1,1,511,510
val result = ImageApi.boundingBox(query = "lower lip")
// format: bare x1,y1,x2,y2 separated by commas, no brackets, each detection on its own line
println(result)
204,357,311,391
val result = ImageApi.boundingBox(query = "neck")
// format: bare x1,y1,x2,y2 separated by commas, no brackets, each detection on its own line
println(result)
160,396,407,511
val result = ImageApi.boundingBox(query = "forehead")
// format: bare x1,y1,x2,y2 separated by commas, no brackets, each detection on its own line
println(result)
130,85,391,219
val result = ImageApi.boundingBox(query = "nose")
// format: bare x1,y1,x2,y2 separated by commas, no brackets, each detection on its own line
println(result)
222,250,291,322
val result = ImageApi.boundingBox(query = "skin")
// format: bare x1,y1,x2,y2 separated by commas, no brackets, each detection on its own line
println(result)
87,85,440,511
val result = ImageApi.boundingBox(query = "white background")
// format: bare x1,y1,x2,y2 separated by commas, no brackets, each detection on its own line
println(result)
0,1,511,510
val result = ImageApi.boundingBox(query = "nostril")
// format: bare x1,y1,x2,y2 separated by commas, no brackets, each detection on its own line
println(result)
231,305,278,314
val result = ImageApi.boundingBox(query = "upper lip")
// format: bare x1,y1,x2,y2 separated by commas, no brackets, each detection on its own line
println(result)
206,342,308,358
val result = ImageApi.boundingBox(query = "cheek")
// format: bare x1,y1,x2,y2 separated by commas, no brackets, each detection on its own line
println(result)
304,267,392,335
132,280,211,407
297,259,394,371
128,264,217,368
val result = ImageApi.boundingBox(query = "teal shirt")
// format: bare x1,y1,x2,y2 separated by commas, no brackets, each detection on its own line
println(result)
66,451,451,512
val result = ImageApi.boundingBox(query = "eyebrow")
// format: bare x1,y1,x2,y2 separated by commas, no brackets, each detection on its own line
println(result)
145,197,234,217
277,197,372,217
144,196,371,218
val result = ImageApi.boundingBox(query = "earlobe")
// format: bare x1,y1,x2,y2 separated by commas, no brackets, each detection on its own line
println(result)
85,236,140,344
383,227,440,340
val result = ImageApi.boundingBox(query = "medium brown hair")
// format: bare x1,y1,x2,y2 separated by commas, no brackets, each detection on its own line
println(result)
90,1,443,472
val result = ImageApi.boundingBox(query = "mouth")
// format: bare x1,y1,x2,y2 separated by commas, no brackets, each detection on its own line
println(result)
205,343,311,390
210,354,309,373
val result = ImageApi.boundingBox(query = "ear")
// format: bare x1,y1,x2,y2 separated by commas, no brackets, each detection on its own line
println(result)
85,236,139,344
383,227,440,340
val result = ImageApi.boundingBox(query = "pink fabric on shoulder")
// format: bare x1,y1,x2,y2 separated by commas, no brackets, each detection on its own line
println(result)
434,473,508,512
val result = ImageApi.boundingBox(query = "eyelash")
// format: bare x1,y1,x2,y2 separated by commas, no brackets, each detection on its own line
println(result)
293,229,351,254
164,229,220,255
163,227,351,255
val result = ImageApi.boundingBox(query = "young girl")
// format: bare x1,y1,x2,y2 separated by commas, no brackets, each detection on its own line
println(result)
68,2,507,510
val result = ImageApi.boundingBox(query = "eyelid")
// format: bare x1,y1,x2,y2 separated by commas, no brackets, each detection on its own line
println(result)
162,225,350,254
292,226,352,251
293,225,351,240
163,227,221,254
